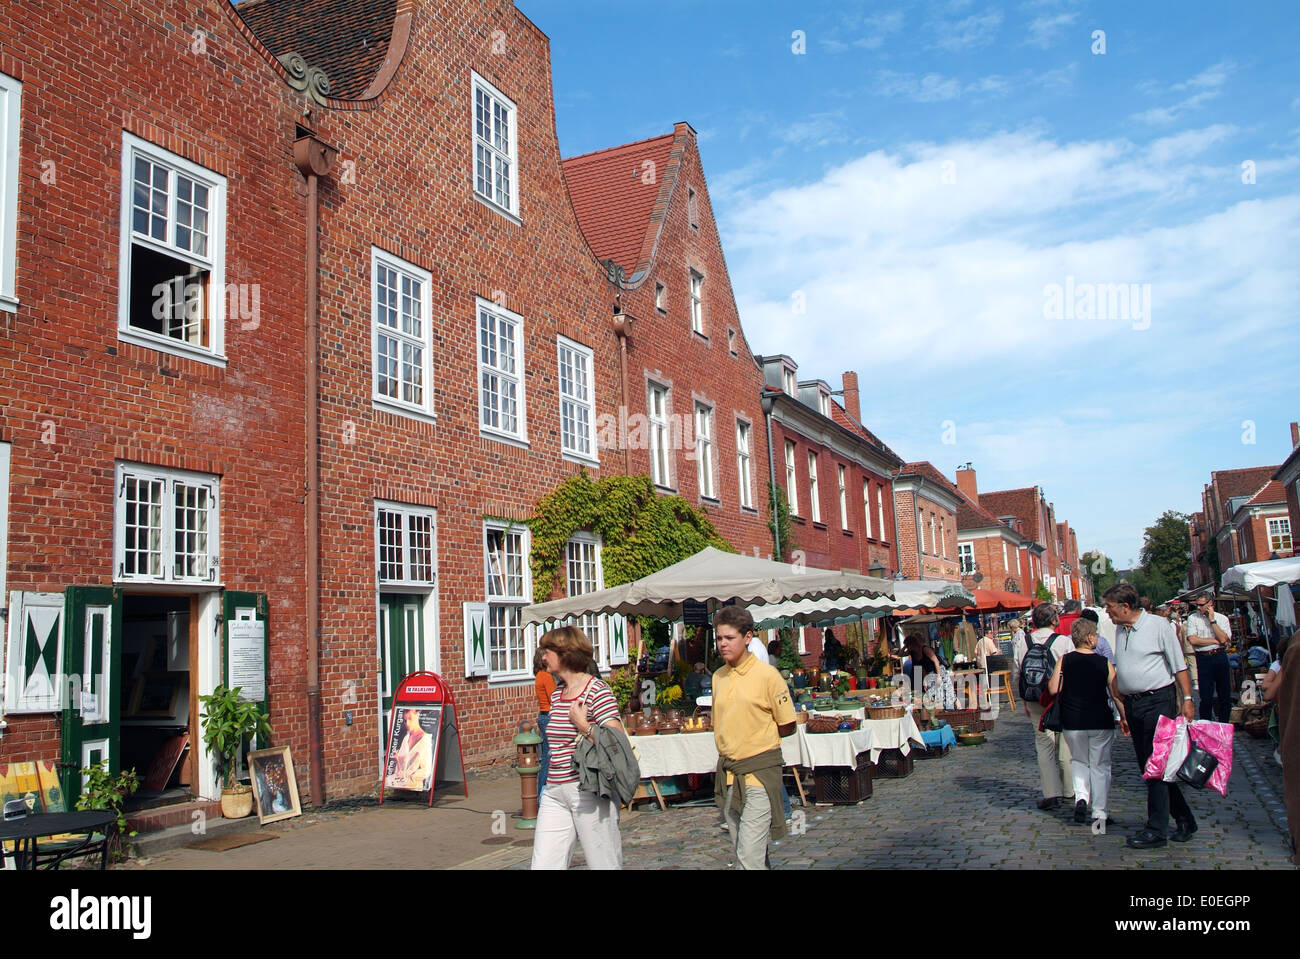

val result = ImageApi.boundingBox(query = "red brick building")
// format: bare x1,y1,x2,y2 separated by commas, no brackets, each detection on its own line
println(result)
0,0,311,805
893,462,961,583
1197,466,1281,574
1273,423,1300,560
952,467,1030,594
979,486,1058,599
561,123,772,557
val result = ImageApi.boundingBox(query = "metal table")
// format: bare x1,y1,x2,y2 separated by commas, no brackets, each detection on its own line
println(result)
0,809,117,870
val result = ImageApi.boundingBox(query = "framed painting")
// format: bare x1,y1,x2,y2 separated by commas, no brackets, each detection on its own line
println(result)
248,746,301,825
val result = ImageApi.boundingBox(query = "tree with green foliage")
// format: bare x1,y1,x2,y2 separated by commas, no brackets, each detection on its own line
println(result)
529,472,733,604
1080,549,1118,597
1035,579,1052,602
1139,510,1192,594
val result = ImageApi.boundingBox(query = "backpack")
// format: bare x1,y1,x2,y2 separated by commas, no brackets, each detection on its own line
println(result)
1019,633,1060,704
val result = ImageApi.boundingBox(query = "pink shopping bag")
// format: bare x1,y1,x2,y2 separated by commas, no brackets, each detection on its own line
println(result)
1142,715,1233,796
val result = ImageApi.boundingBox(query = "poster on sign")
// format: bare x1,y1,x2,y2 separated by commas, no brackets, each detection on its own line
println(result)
379,672,468,806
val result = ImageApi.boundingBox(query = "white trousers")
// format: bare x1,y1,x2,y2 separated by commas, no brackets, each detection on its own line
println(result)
724,783,771,870
530,781,623,870
1062,728,1115,819
1025,702,1074,799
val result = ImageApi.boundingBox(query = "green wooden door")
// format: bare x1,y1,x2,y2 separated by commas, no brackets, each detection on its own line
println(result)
379,594,424,743
60,586,123,802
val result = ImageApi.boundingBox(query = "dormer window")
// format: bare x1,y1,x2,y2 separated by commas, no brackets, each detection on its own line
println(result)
782,368,796,397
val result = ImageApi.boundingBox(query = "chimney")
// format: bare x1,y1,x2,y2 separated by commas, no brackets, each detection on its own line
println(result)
841,371,860,423
956,465,978,501
1291,421,1298,448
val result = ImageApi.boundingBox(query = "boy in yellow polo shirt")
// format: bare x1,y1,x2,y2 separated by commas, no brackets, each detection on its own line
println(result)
712,605,797,869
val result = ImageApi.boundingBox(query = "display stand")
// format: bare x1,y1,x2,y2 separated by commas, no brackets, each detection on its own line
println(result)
379,671,468,806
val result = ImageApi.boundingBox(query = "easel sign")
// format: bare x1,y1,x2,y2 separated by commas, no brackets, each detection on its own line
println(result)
379,671,468,806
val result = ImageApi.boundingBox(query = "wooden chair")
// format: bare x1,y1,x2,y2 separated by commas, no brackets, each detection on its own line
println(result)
987,669,1016,710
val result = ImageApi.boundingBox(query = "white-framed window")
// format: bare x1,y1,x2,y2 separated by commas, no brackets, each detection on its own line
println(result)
484,520,531,680
0,441,9,600
917,509,926,552
1268,517,1292,552
477,297,528,443
1002,539,1010,572
376,502,436,586
877,484,887,541
688,186,699,228
648,382,672,488
655,282,666,311
727,328,737,356
959,542,975,574
689,269,704,335
929,515,937,556
117,133,227,362
863,479,873,539
695,403,715,499
782,368,796,397
808,451,821,523
113,462,219,584
372,248,434,419
838,465,848,529
736,419,754,510
557,336,597,462
565,533,608,667
939,518,946,556
784,440,798,515
472,71,518,217
818,392,830,417
0,73,20,313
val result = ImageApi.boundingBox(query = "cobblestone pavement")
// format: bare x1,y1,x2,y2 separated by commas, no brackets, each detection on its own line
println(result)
502,709,1294,870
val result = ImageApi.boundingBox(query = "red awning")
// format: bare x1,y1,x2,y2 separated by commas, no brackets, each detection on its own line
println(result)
963,589,1037,612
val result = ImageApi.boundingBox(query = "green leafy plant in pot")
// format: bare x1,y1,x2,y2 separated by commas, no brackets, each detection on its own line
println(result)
199,683,273,819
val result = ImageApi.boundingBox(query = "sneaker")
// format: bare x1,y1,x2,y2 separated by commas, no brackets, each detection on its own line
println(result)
1073,799,1088,823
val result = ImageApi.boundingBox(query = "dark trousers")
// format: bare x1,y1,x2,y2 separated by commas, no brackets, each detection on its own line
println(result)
537,711,551,790
1196,651,1232,723
1126,685,1195,833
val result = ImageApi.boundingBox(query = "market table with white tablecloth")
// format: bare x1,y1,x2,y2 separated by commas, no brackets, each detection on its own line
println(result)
798,713,925,767
629,732,803,779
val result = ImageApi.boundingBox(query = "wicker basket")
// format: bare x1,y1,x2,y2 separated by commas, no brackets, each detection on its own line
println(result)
806,714,860,733
866,704,905,720
1244,718,1270,739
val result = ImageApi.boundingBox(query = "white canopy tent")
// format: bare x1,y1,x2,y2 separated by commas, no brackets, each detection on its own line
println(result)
520,546,893,625
1220,556,1300,593
744,583,975,631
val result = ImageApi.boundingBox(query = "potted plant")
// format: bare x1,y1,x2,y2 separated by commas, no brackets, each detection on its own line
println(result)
199,683,273,819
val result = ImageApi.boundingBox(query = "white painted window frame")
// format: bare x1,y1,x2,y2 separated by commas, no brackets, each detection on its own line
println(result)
557,335,598,464
689,269,704,335
808,451,821,523
735,418,754,510
695,402,715,500
863,478,873,539
375,501,438,587
0,73,20,313
471,71,519,219
113,461,220,586
878,484,887,542
959,542,975,575
784,440,799,515
838,464,848,529
372,247,435,421
476,296,529,445
483,519,532,683
117,132,227,365
648,381,672,489
1268,516,1292,552
565,532,608,668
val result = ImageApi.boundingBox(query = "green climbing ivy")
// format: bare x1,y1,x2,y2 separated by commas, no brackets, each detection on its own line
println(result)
530,473,735,605
768,482,796,564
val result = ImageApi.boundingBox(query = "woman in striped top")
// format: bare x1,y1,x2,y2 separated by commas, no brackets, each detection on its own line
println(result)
530,625,626,870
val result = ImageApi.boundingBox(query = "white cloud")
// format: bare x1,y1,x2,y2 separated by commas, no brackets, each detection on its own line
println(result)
929,10,1004,51
1025,11,1077,48
1134,60,1235,125
716,128,1300,563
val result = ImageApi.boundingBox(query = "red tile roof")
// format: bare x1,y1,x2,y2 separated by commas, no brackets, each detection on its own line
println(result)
1212,466,1280,516
901,462,1018,534
237,0,397,99
828,401,903,466
1246,480,1286,507
562,133,676,275
979,488,1041,539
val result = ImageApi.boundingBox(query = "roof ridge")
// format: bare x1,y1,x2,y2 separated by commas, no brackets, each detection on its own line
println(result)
561,132,676,167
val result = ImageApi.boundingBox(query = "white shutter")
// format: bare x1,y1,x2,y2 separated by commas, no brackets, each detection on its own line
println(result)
4,591,65,713
463,602,490,678
608,614,630,667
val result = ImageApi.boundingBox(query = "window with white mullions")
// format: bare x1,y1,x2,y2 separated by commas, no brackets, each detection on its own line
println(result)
115,463,219,584
808,451,821,523
784,440,798,515
863,479,873,538
648,383,671,487
485,522,530,678
119,135,226,357
472,73,517,216
376,504,436,586
566,534,606,665
1268,517,1292,552
558,337,596,461
689,270,704,335
478,299,526,441
695,403,715,499
372,252,431,414
959,542,975,575
0,74,20,312
838,464,848,529
736,420,753,509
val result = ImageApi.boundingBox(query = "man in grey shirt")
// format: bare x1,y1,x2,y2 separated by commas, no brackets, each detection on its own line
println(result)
1104,583,1197,850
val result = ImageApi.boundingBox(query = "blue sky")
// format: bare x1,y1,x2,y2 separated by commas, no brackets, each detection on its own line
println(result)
519,0,1300,571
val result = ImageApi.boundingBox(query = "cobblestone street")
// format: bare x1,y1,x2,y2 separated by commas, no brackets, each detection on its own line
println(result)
493,709,1293,870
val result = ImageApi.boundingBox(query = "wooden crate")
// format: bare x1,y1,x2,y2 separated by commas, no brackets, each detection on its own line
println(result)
813,752,874,804
873,748,914,779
